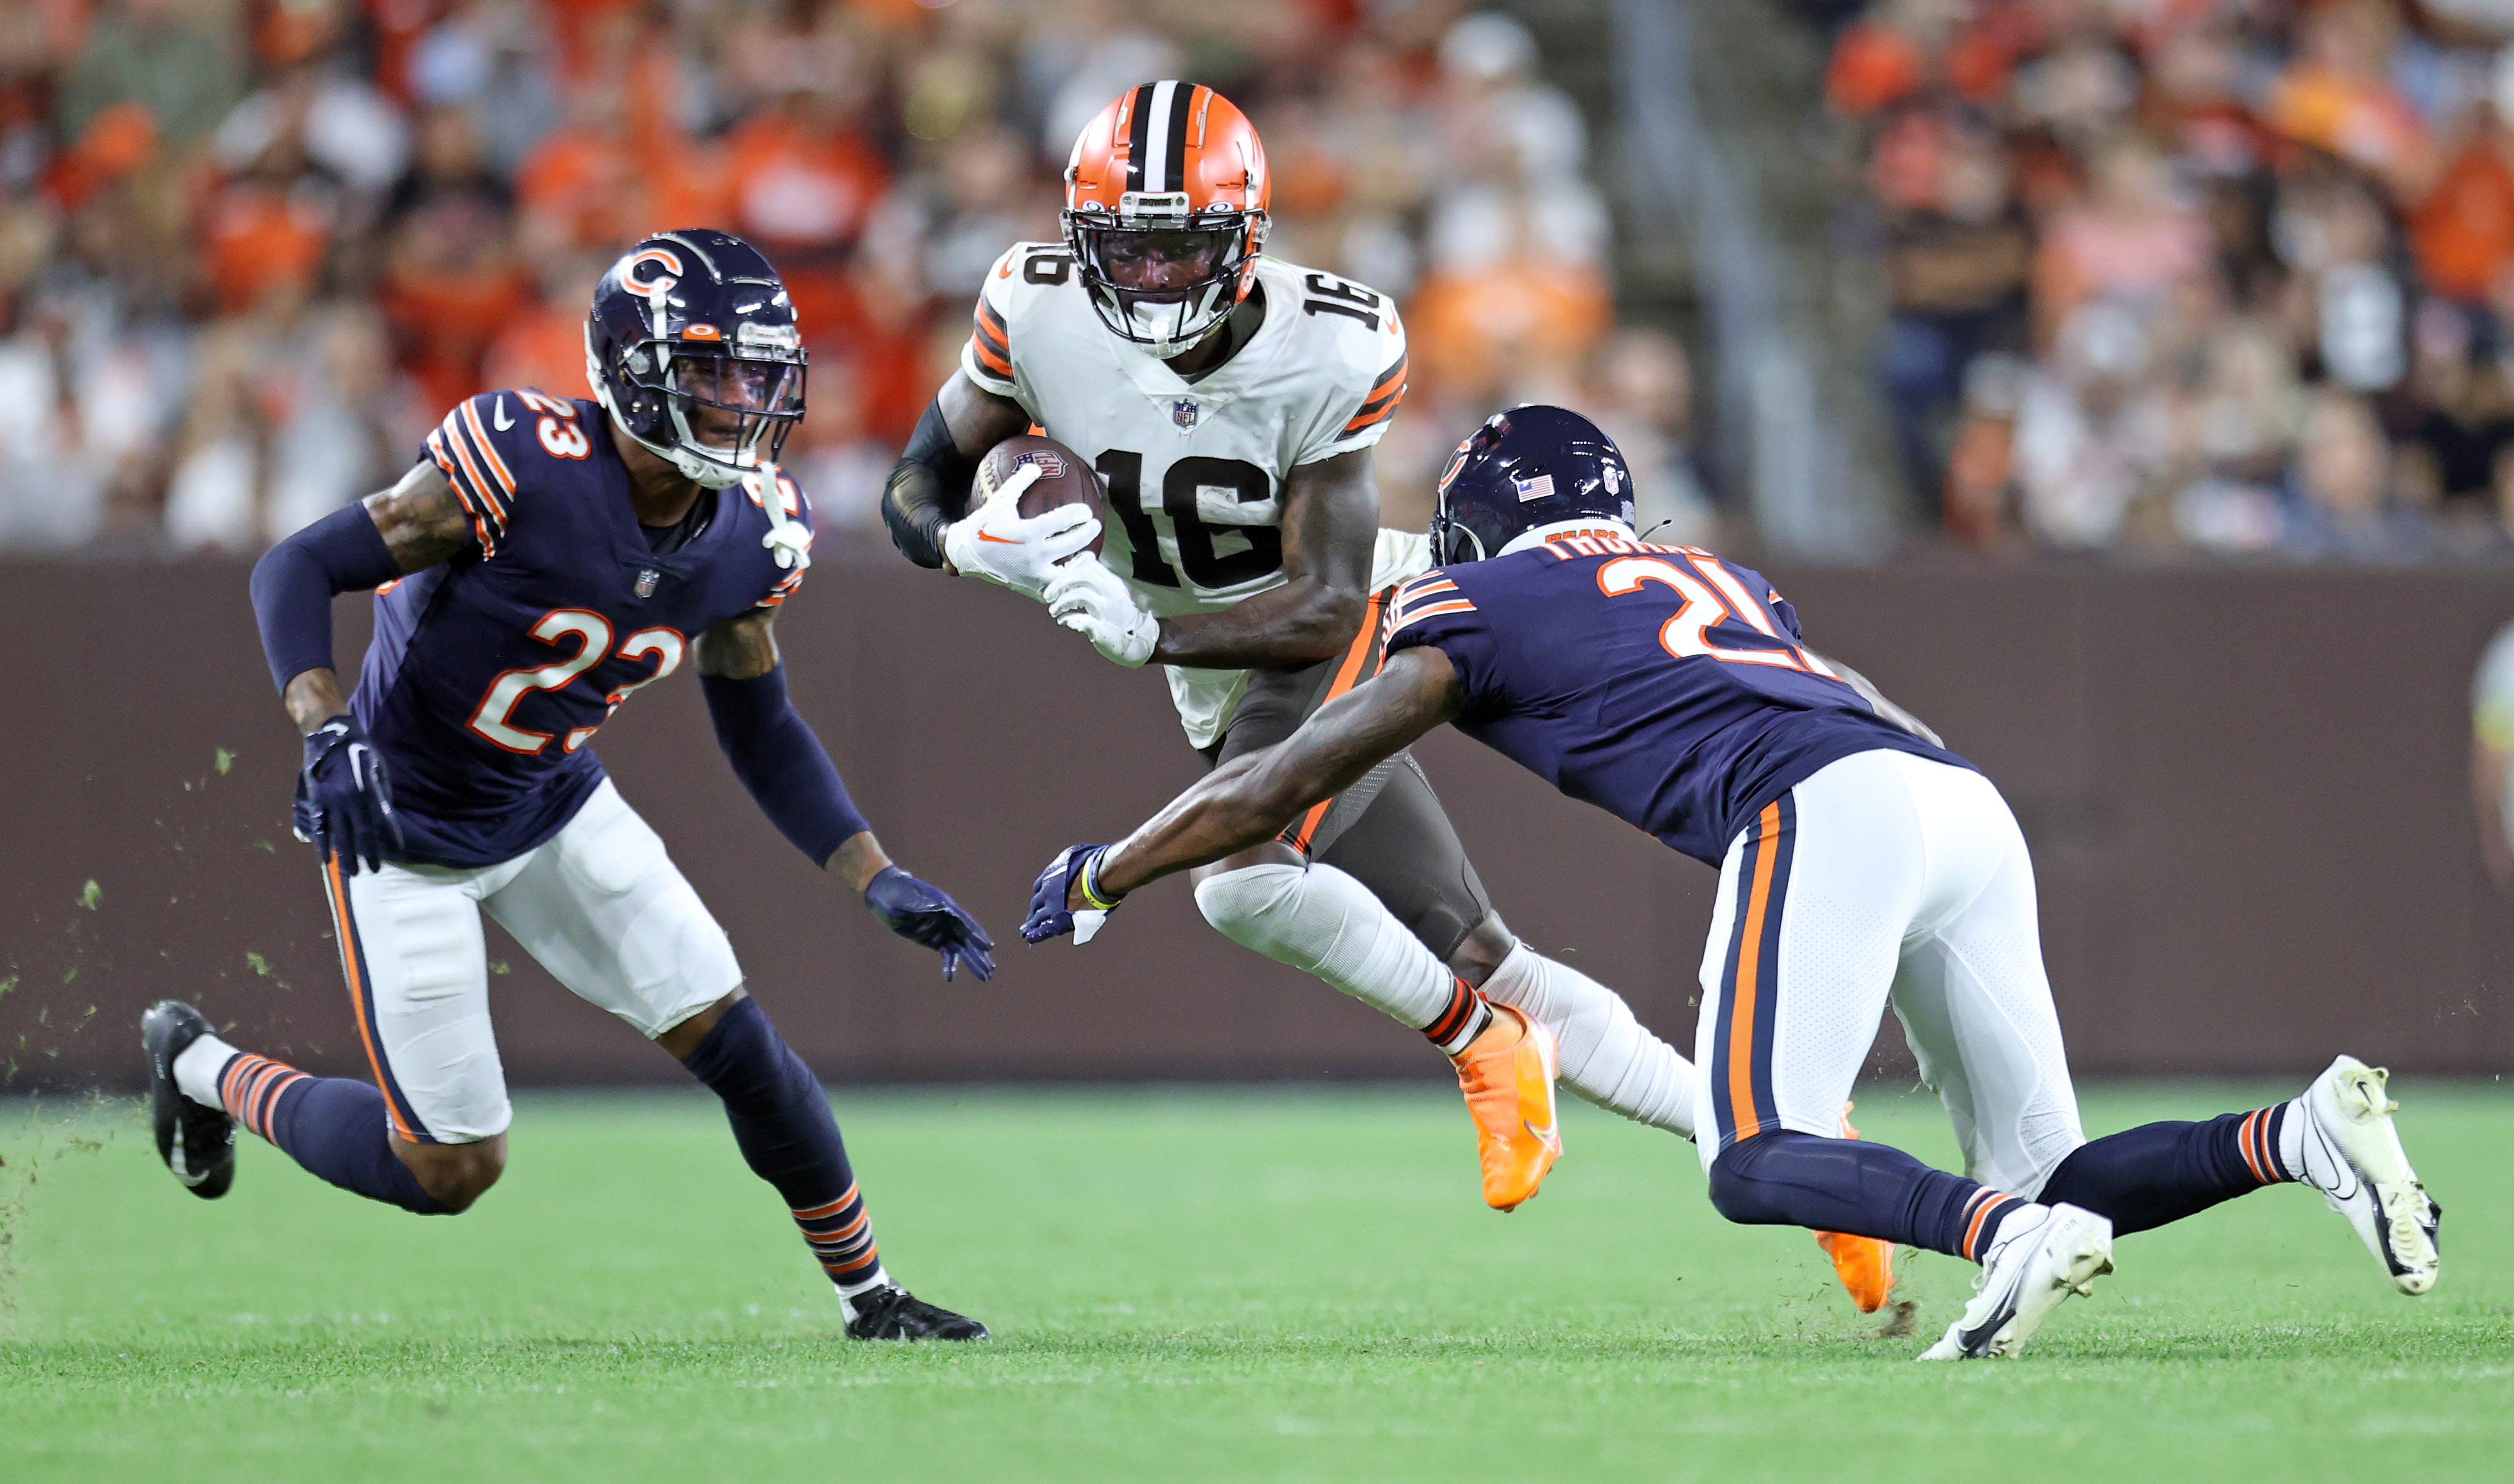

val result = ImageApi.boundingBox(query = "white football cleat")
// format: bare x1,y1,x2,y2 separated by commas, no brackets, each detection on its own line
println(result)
1918,1203,2113,1361
2295,1056,2441,1295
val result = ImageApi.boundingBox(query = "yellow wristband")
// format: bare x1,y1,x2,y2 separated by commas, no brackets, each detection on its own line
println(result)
1079,850,1124,910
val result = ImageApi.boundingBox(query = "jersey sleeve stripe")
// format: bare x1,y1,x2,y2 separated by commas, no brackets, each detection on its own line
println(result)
424,422,505,553
975,298,1011,354
1388,577,1459,621
1365,350,1408,404
1385,598,1475,638
754,568,807,608
456,400,518,507
1342,387,1405,434
1390,574,1456,611
429,419,506,548
968,331,1014,379
970,299,1014,378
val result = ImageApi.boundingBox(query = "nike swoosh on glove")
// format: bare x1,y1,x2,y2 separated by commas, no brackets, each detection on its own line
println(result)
941,462,1102,601
864,866,997,981
1021,843,1118,945
293,715,404,875
1043,557,1158,667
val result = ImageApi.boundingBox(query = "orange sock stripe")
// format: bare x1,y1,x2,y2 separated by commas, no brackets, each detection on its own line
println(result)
255,1072,309,1139
2234,1110,2268,1183
800,1210,872,1244
819,1247,882,1276
237,1062,290,1135
1422,980,1480,1045
789,1186,861,1223
220,1054,302,1140
215,1053,260,1109
1962,1191,2014,1260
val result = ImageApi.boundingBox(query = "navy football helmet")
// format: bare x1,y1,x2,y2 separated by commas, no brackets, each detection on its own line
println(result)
586,229,807,489
1429,405,1635,565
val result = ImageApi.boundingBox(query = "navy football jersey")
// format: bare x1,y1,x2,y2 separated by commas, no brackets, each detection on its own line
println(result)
351,389,813,867
1383,529,1969,865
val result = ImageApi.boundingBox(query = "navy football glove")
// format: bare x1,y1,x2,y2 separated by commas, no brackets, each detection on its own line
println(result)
1021,843,1122,945
293,714,403,876
864,866,995,982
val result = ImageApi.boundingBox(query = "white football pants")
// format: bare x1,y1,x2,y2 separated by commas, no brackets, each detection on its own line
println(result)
1693,749,2085,1196
319,778,739,1144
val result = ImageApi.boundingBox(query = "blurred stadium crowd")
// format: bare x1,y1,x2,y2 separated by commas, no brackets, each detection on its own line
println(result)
0,0,1713,555
1832,0,2514,558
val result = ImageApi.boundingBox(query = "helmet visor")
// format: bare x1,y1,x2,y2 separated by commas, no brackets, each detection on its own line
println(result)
1067,214,1254,351
657,348,805,463
1079,224,1237,298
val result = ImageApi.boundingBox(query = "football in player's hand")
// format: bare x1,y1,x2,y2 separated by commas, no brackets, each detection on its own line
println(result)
978,434,1104,556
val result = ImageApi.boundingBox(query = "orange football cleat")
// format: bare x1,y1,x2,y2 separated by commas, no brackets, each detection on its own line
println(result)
1814,1102,1897,1312
1452,1004,1561,1211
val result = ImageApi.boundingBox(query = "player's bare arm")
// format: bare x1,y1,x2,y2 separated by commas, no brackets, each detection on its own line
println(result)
275,462,470,736
695,608,898,895
1145,448,1379,669
1069,646,1462,907
883,370,1032,572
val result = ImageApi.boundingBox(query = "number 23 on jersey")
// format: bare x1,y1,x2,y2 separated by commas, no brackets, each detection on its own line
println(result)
468,609,684,755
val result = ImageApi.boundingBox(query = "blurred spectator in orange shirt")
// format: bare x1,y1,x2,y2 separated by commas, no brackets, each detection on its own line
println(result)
2413,120,2514,305
2263,0,2439,202
378,101,528,412
721,22,888,353
482,244,606,404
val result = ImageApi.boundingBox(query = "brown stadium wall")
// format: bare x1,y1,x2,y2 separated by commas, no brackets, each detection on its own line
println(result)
3,554,2511,1090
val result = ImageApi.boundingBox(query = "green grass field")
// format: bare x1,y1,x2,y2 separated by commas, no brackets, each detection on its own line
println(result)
2,1082,2507,1483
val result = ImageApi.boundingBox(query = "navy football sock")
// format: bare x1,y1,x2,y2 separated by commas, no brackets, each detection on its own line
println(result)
2036,1107,2292,1236
681,997,885,1292
217,1053,446,1215
1706,1130,2030,1260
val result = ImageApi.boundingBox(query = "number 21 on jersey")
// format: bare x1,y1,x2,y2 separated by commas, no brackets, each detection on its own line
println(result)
1595,552,1835,674
468,609,684,754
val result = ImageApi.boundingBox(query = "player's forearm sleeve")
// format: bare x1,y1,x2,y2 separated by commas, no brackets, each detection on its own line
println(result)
882,397,978,569
699,666,872,867
247,502,402,693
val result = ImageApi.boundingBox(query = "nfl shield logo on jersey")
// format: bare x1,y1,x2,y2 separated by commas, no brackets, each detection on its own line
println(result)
635,568,660,599
1172,399,1199,429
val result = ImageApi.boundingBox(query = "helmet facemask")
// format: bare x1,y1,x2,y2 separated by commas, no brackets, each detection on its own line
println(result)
1065,202,1266,359
601,333,807,489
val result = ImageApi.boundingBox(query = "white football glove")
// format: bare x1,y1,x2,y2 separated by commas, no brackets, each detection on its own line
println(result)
1045,555,1160,667
941,462,1102,601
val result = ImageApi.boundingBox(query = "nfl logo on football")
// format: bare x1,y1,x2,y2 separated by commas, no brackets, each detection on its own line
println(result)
1172,399,1199,429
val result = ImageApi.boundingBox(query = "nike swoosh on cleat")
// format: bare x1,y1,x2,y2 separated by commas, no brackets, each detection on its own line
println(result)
493,396,513,431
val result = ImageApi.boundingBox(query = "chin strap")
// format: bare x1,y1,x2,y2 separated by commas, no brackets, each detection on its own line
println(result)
744,460,812,572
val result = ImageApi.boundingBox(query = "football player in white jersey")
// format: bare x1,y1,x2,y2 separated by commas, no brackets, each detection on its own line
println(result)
881,80,1893,1299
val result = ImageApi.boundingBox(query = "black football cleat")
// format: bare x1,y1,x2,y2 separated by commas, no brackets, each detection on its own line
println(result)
844,1286,990,1342
142,1000,236,1199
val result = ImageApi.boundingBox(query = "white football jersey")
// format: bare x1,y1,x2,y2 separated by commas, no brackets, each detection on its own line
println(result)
963,246,1430,747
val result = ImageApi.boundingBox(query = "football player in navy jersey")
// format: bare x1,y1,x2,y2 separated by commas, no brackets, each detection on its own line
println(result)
139,230,992,1340
1025,405,2443,1359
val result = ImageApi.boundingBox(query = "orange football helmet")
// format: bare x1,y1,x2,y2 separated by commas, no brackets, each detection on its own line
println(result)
1062,81,1271,357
